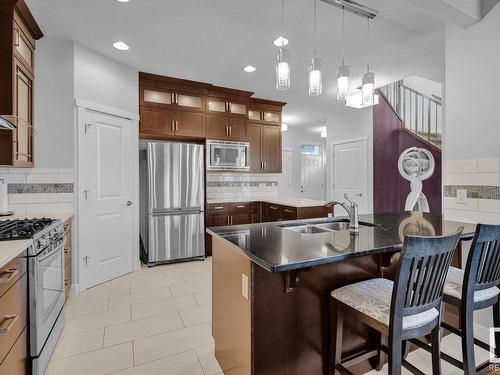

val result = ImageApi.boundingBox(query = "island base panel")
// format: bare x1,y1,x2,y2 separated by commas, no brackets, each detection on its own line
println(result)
252,256,382,375
212,236,252,375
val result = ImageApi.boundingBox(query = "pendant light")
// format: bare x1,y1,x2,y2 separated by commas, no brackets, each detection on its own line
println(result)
308,0,322,96
276,0,291,90
361,18,375,106
337,6,349,101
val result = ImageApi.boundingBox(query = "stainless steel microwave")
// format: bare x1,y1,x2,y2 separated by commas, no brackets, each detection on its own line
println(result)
207,140,250,170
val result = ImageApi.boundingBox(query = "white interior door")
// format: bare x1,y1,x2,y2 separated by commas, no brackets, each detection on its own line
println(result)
79,108,136,289
277,149,292,196
300,151,325,200
333,139,368,214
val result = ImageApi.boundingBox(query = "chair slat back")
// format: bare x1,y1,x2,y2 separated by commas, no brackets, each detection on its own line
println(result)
392,229,463,319
465,224,500,291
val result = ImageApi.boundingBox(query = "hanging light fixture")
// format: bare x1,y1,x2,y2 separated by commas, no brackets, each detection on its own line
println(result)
361,18,375,106
337,6,349,101
308,0,322,96
276,0,291,90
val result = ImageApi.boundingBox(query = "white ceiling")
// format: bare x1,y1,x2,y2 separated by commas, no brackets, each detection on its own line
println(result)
26,0,446,129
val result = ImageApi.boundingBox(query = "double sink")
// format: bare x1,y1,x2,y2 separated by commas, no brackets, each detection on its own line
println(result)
280,219,378,235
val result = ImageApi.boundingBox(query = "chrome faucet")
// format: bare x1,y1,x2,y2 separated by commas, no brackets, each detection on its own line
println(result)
326,194,359,234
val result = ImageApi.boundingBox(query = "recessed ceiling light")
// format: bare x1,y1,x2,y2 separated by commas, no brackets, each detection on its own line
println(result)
116,0,130,2
113,41,130,51
273,36,289,47
243,65,256,73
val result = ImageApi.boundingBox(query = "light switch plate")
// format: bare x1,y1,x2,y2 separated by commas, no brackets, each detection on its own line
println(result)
456,189,467,202
241,274,249,300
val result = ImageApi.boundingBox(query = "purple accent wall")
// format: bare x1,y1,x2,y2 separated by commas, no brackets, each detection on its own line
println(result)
373,91,442,214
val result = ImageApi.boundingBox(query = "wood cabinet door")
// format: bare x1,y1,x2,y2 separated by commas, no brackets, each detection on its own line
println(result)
248,109,261,122
13,59,33,166
228,118,247,140
140,107,175,136
142,88,174,107
206,97,227,114
227,101,247,117
13,19,34,74
175,92,204,111
247,123,262,172
262,125,282,173
176,111,204,138
266,204,282,222
207,213,229,227
281,206,298,221
262,110,281,124
205,115,228,140
231,213,252,225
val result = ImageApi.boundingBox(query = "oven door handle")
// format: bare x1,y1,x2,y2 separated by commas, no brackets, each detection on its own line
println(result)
37,242,65,262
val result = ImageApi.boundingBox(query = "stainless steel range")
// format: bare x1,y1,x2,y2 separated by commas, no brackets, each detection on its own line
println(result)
0,218,66,375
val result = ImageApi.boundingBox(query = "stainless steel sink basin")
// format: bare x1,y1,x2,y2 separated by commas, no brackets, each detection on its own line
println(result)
315,222,351,231
280,219,378,234
284,225,333,234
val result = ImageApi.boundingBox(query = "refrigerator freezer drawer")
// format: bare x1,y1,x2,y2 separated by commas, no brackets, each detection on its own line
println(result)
148,212,205,264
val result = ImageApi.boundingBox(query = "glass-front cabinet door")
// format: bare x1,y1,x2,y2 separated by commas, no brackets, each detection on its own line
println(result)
142,89,203,111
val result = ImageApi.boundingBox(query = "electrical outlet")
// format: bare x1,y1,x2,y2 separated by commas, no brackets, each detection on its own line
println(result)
456,189,467,202
241,274,249,300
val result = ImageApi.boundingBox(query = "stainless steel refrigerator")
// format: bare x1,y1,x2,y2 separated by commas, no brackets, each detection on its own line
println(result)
139,141,205,265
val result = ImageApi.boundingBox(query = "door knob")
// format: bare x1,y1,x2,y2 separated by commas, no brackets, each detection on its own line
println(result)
126,201,133,206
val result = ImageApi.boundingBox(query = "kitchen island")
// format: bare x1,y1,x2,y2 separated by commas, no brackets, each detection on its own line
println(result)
207,212,476,375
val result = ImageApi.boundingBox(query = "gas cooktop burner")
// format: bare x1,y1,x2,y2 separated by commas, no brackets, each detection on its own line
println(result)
0,218,55,240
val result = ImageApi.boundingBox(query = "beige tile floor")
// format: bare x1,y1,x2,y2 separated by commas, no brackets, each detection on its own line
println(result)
46,257,222,375
46,256,493,375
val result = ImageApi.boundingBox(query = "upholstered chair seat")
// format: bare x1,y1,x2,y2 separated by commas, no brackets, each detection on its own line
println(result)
444,266,500,302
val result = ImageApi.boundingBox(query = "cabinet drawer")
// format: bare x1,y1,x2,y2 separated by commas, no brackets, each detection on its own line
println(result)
230,203,251,213
64,246,71,267
0,252,27,299
65,259,72,283
281,206,297,220
0,274,28,364
0,327,27,375
207,204,229,214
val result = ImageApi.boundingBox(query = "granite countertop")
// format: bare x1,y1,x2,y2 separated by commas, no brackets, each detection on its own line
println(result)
0,239,32,268
206,196,328,208
5,211,73,223
206,212,477,273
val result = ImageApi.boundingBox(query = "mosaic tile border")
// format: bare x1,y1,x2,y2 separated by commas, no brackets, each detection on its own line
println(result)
8,183,74,194
444,185,499,200
207,181,277,188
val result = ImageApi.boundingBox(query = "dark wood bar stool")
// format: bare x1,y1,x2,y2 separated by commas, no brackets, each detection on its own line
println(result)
330,229,463,375
413,223,500,375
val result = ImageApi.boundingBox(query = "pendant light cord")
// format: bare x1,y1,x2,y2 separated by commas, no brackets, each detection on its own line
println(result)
366,17,370,72
314,0,317,53
341,6,345,64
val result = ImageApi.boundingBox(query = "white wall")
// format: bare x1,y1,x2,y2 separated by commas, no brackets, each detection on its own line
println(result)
282,127,326,199
325,107,374,211
34,38,74,168
73,43,138,115
445,3,500,161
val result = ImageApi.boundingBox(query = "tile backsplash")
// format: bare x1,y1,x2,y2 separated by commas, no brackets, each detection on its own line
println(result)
0,168,74,216
206,172,280,200
443,158,500,224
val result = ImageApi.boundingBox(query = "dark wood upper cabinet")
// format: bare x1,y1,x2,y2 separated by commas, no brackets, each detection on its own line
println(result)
175,111,204,137
140,107,175,136
138,73,285,172
248,122,282,173
0,2,42,168
262,125,282,173
248,98,283,125
247,123,263,172
205,115,229,140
